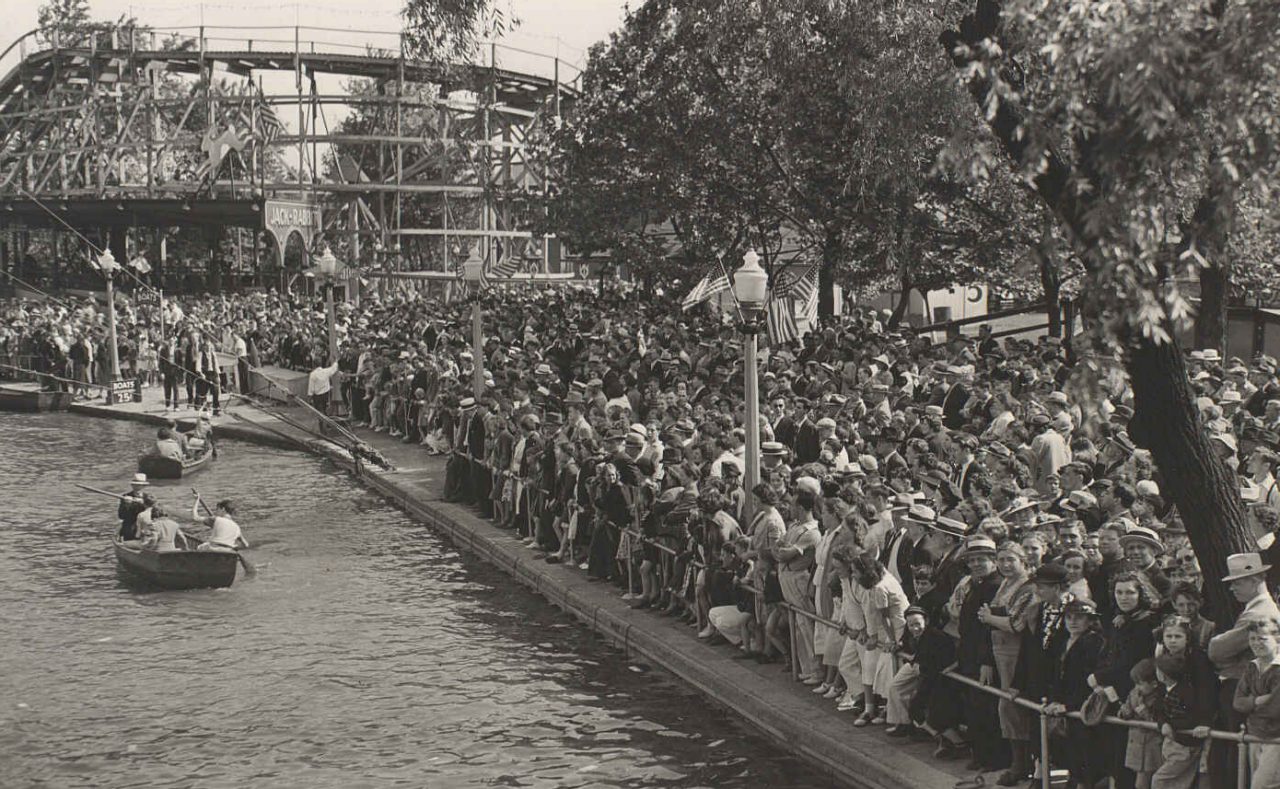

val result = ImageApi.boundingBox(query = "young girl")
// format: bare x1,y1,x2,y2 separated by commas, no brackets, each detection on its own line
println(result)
1117,658,1163,789
1044,599,1106,789
1151,651,1213,789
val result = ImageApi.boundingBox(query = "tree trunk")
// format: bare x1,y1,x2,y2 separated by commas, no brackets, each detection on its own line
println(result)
944,0,1253,615
1126,333,1252,622
818,241,837,321
887,274,912,330
1194,262,1229,355
1035,225,1063,337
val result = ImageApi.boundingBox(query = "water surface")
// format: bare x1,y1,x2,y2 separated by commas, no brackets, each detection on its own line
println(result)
0,413,828,788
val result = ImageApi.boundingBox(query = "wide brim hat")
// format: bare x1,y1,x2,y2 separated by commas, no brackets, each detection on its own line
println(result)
932,515,969,539
130,473,150,486
1222,552,1272,582
1080,689,1112,727
905,503,937,525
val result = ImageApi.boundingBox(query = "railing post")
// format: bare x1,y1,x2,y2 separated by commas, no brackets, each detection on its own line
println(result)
1239,726,1249,789
626,536,634,596
1039,699,1051,789
788,606,799,681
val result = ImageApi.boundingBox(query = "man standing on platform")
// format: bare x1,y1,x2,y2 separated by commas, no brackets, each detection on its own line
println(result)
444,397,478,503
308,357,341,428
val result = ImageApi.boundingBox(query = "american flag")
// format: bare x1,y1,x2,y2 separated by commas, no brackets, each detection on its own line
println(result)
681,263,731,311
258,102,285,145
490,254,522,279
768,297,799,345
773,264,818,314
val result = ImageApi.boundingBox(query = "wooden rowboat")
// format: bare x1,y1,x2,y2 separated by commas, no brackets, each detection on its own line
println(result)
137,445,214,479
0,382,74,412
112,537,239,590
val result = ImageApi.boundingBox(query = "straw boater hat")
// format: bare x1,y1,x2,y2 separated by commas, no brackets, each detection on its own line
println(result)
1119,525,1164,553
960,535,998,559
130,473,149,487
905,504,937,525
1222,552,1272,582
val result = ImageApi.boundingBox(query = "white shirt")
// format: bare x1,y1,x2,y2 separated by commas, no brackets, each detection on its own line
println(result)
207,516,244,548
308,363,340,396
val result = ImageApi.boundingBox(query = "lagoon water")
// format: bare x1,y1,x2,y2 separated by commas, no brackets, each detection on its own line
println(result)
0,413,827,788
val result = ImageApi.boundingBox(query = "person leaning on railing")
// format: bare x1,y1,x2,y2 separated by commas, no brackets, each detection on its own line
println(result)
1233,617,1280,788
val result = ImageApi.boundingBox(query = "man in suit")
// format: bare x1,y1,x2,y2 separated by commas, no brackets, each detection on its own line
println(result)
880,499,930,601
793,399,821,464
771,395,797,450
444,397,477,503
158,334,182,411
938,366,971,430
468,396,491,517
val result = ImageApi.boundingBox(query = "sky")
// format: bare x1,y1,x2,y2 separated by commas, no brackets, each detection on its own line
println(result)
0,0,630,71
0,0,631,172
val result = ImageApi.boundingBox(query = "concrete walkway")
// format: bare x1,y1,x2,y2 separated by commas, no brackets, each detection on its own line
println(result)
73,386,965,789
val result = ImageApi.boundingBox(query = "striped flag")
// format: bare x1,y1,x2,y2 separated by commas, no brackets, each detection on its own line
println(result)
681,264,731,311
774,264,818,328
490,254,521,279
258,102,285,144
767,297,799,345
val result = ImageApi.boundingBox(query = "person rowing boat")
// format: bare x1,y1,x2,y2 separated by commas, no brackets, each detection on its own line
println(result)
191,492,248,551
117,473,152,541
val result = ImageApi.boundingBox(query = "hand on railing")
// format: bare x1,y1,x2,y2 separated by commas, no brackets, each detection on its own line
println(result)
978,665,995,686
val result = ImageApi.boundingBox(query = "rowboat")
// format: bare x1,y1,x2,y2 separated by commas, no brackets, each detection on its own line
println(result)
137,444,214,479
0,382,74,412
112,537,239,590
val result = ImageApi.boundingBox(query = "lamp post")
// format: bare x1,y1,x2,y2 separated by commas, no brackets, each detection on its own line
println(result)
734,249,769,524
462,247,486,400
314,245,340,364
95,249,123,400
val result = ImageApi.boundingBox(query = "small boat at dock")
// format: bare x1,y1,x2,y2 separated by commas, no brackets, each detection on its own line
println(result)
0,382,74,412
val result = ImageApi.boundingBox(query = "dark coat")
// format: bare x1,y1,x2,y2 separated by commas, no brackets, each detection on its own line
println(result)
793,419,820,464
1050,630,1106,708
1094,609,1159,697
1013,599,1072,702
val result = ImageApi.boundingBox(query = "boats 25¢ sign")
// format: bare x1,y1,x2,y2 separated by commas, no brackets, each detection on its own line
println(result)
263,200,322,267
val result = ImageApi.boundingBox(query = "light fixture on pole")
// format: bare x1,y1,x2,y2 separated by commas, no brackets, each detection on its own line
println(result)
313,245,340,364
462,246,487,400
733,249,768,524
94,248,123,402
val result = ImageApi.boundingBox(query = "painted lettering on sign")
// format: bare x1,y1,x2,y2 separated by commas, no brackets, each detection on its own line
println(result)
265,202,318,229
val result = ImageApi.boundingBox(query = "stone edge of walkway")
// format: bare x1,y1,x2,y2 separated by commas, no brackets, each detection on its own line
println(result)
71,400,958,789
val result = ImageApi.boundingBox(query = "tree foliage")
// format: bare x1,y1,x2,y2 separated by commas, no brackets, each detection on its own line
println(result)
539,0,1042,314
401,0,518,62
36,0,90,45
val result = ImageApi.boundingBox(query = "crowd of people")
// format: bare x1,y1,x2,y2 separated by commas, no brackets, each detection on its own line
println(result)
0,288,338,410
9,279,1280,788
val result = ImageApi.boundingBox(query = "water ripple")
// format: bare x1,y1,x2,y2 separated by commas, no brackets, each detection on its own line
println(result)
0,413,826,789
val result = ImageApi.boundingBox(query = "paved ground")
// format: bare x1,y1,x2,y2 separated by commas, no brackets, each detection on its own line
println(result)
73,384,970,789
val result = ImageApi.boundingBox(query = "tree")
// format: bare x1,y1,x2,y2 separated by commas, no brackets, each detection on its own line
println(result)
401,0,517,62
941,0,1280,618
36,0,90,46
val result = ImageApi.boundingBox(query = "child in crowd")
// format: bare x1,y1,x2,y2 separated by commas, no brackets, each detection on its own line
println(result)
1117,658,1163,789
1234,618,1280,789
1152,652,1213,789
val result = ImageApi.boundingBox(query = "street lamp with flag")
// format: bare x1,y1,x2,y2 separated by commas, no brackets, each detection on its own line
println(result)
733,249,768,523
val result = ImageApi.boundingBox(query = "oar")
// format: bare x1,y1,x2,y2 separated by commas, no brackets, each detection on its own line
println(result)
79,483,208,546
192,488,257,576
75,482,129,501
